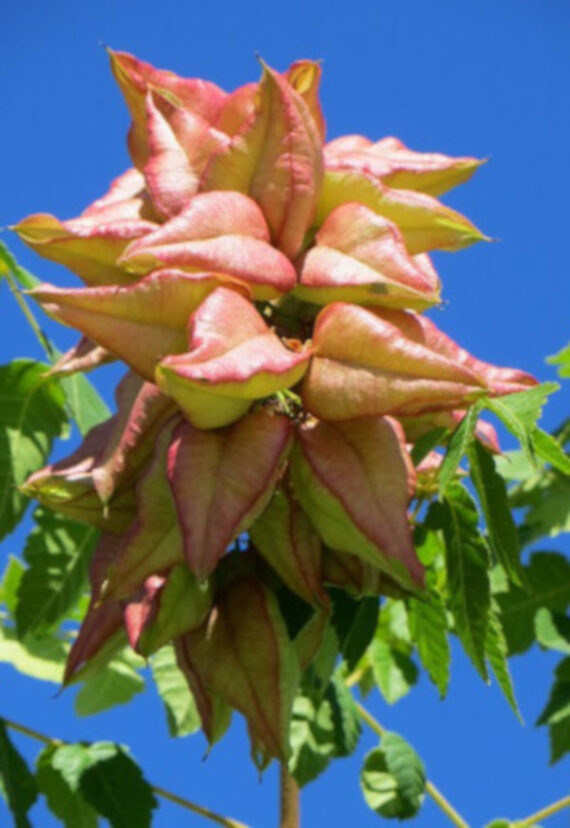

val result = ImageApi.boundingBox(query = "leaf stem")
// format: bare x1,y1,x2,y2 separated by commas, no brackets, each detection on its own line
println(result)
1,717,250,828
514,795,570,827
352,701,470,828
1,261,55,363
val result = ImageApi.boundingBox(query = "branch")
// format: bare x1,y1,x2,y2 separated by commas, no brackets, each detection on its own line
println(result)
352,701,470,828
2,717,250,828
279,762,300,828
514,795,570,827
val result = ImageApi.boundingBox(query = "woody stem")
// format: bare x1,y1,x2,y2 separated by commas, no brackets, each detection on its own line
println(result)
279,762,301,828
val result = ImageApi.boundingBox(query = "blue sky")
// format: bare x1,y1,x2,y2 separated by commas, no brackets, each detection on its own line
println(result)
1,1,569,826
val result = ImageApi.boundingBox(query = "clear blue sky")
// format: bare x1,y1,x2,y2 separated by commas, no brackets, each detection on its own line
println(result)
1,1,569,826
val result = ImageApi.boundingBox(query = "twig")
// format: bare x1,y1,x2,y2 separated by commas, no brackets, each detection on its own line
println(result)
1,717,250,828
514,795,570,827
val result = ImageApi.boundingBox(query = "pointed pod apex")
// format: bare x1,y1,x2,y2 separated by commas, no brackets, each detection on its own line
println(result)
325,134,486,197
203,58,324,259
177,577,300,760
302,303,533,422
14,202,157,287
291,417,423,590
316,170,488,254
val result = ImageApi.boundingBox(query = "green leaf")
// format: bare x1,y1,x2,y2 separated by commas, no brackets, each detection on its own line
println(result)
331,591,379,671
410,427,447,467
369,639,418,705
59,372,110,436
37,741,157,826
0,240,40,290
15,510,97,638
150,644,201,738
536,658,570,763
301,623,339,701
485,382,559,457
496,552,570,655
438,401,483,493
535,608,570,654
518,473,570,547
78,743,157,828
0,719,38,828
74,650,145,716
549,717,570,764
440,485,490,679
365,601,418,705
547,342,570,378
36,745,97,828
531,427,570,476
409,590,450,698
325,672,361,757
0,360,68,541
494,448,536,482
413,522,445,567
0,625,67,683
360,732,426,819
0,557,25,615
0,242,109,435
537,658,570,726
485,602,521,719
290,669,361,786
468,441,525,586
289,694,335,787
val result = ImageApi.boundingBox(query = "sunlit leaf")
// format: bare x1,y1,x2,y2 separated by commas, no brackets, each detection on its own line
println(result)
36,745,97,828
74,650,145,716
535,608,570,655
531,427,570,476
546,342,570,378
16,510,97,638
0,557,25,616
0,626,67,683
150,644,201,737
484,382,558,457
288,694,335,787
361,732,426,819
0,360,68,541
